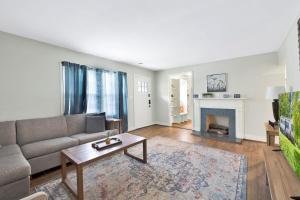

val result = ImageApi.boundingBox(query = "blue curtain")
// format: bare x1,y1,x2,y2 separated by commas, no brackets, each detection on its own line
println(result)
63,61,128,132
118,72,128,132
62,61,87,114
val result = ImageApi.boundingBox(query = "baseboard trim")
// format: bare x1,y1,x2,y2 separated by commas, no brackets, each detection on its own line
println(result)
131,124,267,143
153,121,172,127
244,134,266,142
128,123,158,132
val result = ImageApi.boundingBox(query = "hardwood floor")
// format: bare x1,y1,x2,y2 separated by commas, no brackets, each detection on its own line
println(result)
172,119,193,130
31,125,271,200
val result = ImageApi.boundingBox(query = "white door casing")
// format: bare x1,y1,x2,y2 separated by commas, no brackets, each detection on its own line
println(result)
134,74,153,129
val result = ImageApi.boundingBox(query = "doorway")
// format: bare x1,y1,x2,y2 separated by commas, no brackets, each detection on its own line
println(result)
169,72,193,130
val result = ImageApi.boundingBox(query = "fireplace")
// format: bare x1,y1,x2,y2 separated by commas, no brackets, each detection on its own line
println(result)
200,108,236,139
193,98,245,142
206,115,229,135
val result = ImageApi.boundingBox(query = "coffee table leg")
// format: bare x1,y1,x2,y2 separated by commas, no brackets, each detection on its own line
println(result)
143,140,147,163
77,165,84,200
61,153,84,200
61,153,67,182
124,140,147,163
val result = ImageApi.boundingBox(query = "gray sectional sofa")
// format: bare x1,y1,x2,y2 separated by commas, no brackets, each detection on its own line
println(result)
0,114,118,200
0,121,31,200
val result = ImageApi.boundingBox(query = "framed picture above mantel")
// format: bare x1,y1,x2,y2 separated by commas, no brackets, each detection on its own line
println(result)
207,73,227,92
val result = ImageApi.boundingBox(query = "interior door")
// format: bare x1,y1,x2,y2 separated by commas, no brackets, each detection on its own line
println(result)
134,74,152,129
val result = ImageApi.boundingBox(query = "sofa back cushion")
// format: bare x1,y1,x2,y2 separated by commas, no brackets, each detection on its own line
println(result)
0,121,16,145
65,114,86,135
16,116,68,145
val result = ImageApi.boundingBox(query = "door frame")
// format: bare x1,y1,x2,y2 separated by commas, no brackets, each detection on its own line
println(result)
133,73,153,130
168,71,194,129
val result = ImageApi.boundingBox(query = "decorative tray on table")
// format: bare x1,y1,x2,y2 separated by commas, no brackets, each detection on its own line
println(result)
91,138,122,151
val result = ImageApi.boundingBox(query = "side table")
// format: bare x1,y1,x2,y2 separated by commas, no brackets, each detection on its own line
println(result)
265,122,279,146
106,118,122,134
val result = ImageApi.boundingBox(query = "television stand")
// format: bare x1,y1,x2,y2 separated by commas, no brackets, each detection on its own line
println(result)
291,196,300,200
264,146,300,200
271,149,281,152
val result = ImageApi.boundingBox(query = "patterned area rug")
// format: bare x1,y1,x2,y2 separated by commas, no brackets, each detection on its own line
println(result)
33,136,247,200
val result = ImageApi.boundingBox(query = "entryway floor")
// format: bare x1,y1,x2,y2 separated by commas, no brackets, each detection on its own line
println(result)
172,120,192,130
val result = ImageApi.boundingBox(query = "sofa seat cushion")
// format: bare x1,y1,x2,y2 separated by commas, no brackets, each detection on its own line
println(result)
0,145,30,186
70,129,118,144
71,131,108,144
21,137,79,159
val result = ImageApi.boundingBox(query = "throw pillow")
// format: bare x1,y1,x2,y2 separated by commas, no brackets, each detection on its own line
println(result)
86,115,106,133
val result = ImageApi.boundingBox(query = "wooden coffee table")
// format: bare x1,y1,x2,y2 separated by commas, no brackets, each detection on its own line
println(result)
61,133,147,200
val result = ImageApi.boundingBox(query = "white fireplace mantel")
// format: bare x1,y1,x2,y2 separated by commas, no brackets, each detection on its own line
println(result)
193,98,247,139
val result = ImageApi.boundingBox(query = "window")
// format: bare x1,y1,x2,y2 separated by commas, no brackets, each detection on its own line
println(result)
86,69,119,118
138,81,149,93
62,61,129,131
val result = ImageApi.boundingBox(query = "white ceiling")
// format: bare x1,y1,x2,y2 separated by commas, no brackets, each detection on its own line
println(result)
0,0,299,70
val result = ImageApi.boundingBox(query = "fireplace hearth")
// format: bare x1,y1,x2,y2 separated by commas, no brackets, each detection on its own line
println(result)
207,123,229,135
205,113,230,135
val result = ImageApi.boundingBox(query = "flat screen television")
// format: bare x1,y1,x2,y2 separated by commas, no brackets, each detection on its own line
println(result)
279,91,300,180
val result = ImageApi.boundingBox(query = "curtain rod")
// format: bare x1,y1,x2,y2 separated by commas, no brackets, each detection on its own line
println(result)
61,61,126,74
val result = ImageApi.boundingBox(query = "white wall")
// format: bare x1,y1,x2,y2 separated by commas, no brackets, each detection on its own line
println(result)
0,30,287,141
0,31,155,131
278,17,300,91
155,53,284,141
